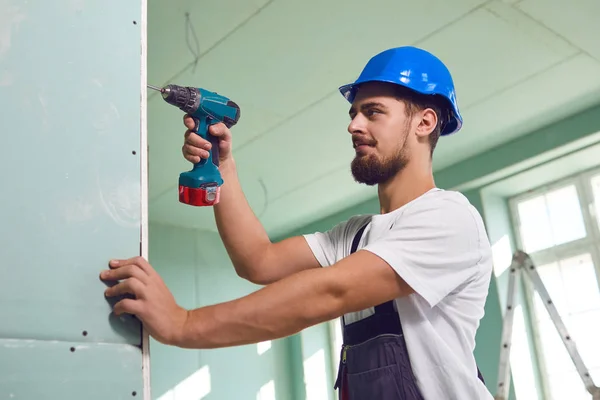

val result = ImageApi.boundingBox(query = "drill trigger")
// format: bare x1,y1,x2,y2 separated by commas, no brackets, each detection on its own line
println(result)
192,117,200,134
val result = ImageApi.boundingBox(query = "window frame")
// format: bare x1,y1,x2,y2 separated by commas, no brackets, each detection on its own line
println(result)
507,165,600,399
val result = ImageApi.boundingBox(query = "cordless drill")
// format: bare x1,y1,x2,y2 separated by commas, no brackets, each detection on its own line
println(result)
149,84,241,206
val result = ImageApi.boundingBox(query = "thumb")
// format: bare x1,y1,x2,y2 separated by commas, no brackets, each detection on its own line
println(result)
208,123,229,138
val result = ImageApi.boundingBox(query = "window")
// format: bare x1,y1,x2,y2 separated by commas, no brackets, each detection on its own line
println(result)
509,168,600,399
515,184,587,253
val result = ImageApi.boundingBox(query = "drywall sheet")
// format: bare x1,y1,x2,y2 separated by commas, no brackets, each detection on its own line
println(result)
0,0,147,398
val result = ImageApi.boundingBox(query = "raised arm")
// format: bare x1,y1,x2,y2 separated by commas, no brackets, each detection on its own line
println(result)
182,117,320,284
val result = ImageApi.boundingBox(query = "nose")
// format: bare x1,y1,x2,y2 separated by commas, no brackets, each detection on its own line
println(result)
347,114,366,135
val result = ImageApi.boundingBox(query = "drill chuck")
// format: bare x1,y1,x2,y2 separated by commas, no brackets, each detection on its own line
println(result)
161,85,201,115
160,84,241,128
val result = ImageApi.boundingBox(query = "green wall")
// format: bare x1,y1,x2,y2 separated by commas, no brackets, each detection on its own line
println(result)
148,223,296,400
148,103,600,399
462,190,511,398
146,194,506,400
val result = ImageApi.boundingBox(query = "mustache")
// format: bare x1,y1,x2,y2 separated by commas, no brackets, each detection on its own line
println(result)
352,136,377,148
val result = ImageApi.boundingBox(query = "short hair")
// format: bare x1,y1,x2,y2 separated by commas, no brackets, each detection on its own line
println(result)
393,85,451,156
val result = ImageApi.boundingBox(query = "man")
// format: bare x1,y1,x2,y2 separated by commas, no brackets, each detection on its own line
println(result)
102,46,494,399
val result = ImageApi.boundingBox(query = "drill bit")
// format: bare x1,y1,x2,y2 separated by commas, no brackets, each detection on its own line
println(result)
147,84,163,92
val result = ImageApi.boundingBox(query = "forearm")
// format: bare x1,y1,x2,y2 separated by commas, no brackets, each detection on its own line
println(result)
214,159,271,279
175,267,343,349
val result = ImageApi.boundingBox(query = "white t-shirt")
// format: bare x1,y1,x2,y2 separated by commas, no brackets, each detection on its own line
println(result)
303,188,494,400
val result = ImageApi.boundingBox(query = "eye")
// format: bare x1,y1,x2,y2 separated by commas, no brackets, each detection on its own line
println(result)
366,108,381,117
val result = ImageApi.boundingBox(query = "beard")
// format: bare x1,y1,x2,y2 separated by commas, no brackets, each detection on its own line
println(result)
351,149,409,185
350,121,412,186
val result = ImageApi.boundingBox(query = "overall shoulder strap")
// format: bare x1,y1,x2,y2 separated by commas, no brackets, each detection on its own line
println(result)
350,222,369,254
341,221,369,329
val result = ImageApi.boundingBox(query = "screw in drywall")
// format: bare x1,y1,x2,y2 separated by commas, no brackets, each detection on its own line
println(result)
132,150,137,155
132,391,137,396
82,330,88,336
133,21,137,25
70,347,76,352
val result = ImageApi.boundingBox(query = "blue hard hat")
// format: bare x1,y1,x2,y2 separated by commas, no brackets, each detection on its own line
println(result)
339,46,462,136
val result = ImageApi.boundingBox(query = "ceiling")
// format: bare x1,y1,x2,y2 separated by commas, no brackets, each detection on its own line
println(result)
146,0,600,239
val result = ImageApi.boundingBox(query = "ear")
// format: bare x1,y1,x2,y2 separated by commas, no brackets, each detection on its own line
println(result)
415,108,438,139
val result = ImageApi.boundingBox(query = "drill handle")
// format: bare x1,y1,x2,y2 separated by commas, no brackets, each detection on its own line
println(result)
192,117,220,168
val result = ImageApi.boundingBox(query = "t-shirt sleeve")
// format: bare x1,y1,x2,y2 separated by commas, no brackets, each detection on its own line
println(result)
303,216,371,267
303,221,347,267
362,197,484,308
303,216,348,267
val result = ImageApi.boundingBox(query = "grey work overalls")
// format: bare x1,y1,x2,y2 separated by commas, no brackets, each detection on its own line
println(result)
333,223,485,399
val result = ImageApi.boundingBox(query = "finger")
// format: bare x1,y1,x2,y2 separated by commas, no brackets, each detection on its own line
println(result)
208,123,231,140
105,278,145,298
114,298,142,317
184,131,211,150
183,144,209,158
100,264,149,283
183,114,196,130
109,256,155,275
182,132,212,163
182,151,201,164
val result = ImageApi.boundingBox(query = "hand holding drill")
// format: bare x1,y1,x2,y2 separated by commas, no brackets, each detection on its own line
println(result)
182,117,233,168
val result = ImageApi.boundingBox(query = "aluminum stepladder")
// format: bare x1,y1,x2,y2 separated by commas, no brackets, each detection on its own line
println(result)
495,250,600,400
